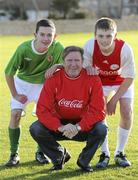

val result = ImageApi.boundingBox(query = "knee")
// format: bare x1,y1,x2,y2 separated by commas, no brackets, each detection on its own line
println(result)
29,121,47,138
94,122,108,138
10,110,22,127
30,121,41,138
11,110,22,120
121,105,133,120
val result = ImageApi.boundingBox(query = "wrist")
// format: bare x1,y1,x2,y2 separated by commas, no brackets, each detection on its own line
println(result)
12,92,18,98
57,64,63,69
75,124,81,131
111,95,118,102
58,125,64,132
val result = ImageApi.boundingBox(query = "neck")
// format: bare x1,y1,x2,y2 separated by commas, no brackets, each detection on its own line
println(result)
65,70,82,79
101,42,115,56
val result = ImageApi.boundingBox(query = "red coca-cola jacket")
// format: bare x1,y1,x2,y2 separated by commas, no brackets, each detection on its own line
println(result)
36,68,105,132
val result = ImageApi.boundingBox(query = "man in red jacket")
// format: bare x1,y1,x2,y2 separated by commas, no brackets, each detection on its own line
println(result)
30,46,107,172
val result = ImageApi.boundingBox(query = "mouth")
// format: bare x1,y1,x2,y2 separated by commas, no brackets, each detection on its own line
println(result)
42,41,50,46
42,43,48,46
100,44,111,49
70,68,78,71
100,43,109,46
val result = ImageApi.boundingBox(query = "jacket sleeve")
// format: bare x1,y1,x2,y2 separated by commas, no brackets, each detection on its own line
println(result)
36,78,61,131
79,76,106,131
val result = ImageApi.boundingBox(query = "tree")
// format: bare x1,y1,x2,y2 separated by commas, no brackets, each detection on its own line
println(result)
51,0,79,19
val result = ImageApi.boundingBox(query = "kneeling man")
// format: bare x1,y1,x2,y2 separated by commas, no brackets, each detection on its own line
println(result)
30,46,107,172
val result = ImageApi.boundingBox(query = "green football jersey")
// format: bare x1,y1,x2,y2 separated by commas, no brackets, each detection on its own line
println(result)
5,40,64,84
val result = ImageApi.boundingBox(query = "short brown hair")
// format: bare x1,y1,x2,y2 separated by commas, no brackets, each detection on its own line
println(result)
35,19,56,33
95,17,117,33
63,46,84,60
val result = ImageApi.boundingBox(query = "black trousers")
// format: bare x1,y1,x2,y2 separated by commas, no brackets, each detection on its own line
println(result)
30,120,107,166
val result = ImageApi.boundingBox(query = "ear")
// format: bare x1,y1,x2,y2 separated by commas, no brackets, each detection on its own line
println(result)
34,32,37,38
54,34,57,40
114,33,117,40
94,32,97,39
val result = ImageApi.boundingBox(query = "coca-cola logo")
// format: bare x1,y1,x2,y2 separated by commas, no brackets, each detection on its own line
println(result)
58,98,83,108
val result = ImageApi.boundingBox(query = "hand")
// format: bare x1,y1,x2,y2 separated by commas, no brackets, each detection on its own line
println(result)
45,64,62,79
85,66,99,75
14,94,28,104
106,97,118,115
62,124,79,139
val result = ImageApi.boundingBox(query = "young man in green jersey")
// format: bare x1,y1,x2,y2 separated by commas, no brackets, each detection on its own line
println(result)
5,19,64,167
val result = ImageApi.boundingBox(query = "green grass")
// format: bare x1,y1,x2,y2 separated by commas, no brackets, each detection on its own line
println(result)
0,32,138,180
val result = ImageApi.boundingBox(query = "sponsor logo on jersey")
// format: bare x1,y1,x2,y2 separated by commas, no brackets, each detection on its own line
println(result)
58,98,83,108
110,64,119,70
99,69,119,76
24,57,32,61
98,64,120,76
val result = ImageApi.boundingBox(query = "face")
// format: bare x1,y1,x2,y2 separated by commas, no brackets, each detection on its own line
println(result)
95,29,116,52
64,51,83,78
34,26,56,51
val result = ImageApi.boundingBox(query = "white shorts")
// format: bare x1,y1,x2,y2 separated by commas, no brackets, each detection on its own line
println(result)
103,84,134,99
11,77,43,110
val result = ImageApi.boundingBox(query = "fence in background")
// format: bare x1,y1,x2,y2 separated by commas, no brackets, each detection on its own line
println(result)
0,16,138,35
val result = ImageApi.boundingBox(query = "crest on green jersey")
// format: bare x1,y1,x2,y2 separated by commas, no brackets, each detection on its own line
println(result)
47,55,53,62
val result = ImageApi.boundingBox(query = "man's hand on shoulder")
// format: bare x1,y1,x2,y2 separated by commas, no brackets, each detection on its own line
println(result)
85,65,99,75
45,64,63,79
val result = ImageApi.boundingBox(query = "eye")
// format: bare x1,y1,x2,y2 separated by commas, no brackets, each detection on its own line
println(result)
106,35,112,38
67,59,72,62
40,33,45,37
74,59,80,62
98,35,103,38
47,33,52,38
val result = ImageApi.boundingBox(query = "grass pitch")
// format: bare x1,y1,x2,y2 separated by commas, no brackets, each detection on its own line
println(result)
0,31,138,180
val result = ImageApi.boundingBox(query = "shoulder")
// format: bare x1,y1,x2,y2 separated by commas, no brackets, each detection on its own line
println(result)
47,69,62,82
17,40,31,51
52,40,64,51
84,39,94,48
122,42,133,51
121,42,133,56
83,39,95,56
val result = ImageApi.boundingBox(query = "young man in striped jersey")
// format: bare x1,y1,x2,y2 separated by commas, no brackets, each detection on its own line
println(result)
83,17,135,168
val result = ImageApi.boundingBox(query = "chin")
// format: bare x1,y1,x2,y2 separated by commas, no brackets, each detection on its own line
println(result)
71,73,80,78
101,46,111,51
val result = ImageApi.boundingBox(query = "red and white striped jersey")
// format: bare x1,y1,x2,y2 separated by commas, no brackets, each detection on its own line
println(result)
83,38,135,86
93,39,124,85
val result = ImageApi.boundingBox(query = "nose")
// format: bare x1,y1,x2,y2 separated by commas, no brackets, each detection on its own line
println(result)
70,60,76,66
102,36,107,42
44,35,49,41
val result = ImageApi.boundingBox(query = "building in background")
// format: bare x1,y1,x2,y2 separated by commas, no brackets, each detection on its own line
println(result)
0,0,50,21
122,0,138,15
79,0,138,18
0,0,138,21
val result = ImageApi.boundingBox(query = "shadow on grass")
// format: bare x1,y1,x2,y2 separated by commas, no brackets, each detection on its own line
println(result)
0,160,43,171
93,164,121,171
0,161,125,180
